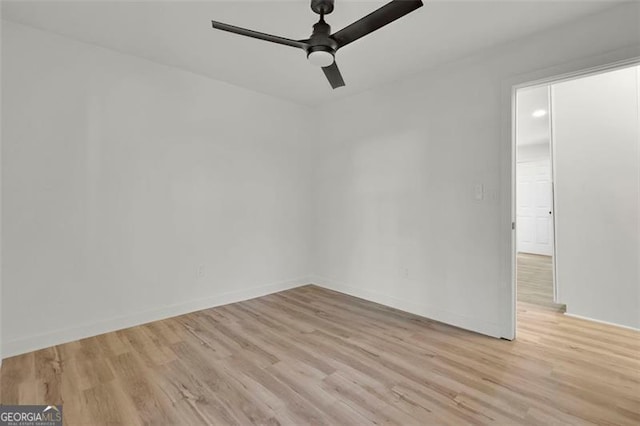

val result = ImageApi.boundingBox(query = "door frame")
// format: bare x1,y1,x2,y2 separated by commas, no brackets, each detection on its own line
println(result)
500,47,640,340
546,83,560,303
548,83,560,303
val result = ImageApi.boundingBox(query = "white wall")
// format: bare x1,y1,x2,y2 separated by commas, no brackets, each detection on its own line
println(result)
552,66,639,329
1,21,313,357
311,3,640,338
517,143,550,164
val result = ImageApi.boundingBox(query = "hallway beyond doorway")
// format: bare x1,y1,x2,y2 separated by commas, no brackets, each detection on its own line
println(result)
517,253,565,311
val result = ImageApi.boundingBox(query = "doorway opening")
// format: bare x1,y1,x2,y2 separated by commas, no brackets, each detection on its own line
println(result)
515,85,564,312
513,61,640,334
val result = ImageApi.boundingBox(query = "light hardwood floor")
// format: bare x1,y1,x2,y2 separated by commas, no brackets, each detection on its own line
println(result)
517,253,565,311
1,285,639,425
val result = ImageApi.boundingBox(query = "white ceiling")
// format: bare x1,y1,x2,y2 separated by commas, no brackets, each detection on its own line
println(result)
516,85,549,146
1,0,624,105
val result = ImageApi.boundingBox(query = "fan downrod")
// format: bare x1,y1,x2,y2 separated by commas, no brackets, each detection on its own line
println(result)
311,0,335,15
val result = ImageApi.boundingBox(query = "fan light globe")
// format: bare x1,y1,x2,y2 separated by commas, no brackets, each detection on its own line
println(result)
308,50,334,67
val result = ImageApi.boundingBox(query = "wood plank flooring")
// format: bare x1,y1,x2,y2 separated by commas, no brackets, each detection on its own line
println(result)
517,253,565,311
1,285,639,425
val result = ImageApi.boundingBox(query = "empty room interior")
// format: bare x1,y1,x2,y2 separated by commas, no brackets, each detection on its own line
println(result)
0,1,639,425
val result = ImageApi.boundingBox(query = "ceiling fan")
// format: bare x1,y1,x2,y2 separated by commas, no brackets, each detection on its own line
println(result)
211,0,424,89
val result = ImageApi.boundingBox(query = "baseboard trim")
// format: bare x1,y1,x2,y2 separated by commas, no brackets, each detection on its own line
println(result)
309,274,503,338
3,277,312,358
563,312,640,331
3,273,507,359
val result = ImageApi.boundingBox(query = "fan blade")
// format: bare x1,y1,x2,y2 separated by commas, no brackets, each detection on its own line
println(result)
322,62,345,89
331,0,423,49
211,21,309,50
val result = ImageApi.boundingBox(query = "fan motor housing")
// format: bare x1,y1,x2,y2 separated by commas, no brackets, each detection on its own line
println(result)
307,20,337,55
311,0,335,15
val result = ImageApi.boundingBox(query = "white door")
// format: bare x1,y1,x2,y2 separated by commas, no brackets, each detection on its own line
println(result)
517,160,554,255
